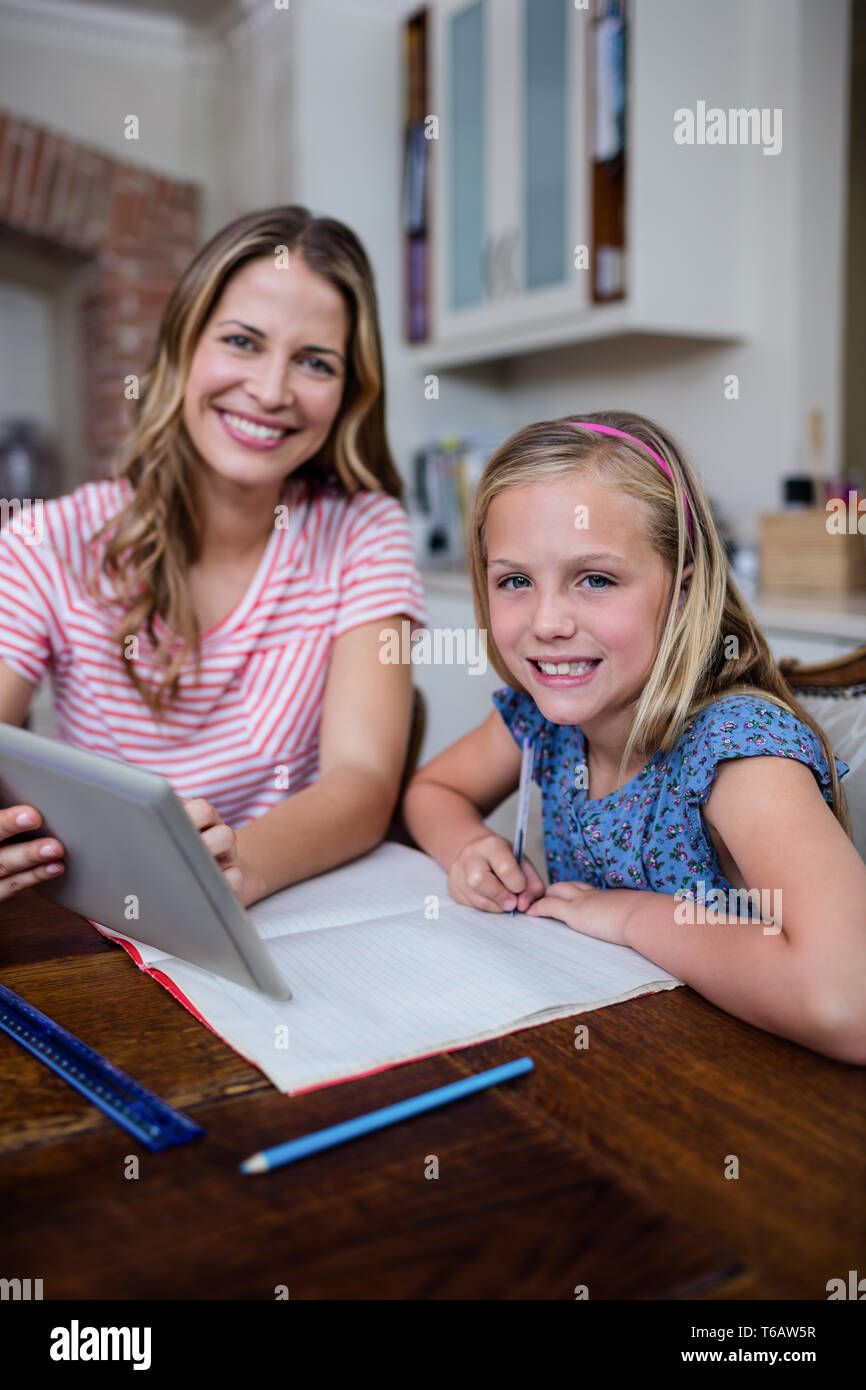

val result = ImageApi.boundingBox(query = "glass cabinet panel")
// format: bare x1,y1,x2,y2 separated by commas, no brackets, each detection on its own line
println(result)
449,1,485,308
524,0,568,291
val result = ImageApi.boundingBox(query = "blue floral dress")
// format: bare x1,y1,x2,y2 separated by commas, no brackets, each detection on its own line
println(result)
492,688,849,901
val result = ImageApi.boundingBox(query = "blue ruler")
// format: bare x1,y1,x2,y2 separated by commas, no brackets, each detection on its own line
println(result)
0,980,203,1151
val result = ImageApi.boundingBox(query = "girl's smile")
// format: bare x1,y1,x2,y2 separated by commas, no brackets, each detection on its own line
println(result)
527,656,603,687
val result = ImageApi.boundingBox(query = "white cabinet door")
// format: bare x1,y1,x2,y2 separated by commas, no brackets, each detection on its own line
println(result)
433,0,519,342
432,0,590,347
500,0,592,335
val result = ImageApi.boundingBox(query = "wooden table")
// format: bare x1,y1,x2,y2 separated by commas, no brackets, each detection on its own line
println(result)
1,887,863,1301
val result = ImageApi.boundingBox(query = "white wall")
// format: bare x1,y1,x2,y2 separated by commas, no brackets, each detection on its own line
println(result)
844,0,866,477
796,0,852,485
0,0,224,491
213,7,295,236
0,283,55,428
0,241,86,491
0,0,223,231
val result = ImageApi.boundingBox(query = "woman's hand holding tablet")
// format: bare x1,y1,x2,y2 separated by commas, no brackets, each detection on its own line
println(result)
0,803,66,900
0,796,253,905
179,797,266,908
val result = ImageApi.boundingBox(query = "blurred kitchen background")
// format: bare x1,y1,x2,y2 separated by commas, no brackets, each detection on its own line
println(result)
0,0,864,789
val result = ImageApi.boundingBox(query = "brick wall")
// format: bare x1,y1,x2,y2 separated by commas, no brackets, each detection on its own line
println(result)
0,110,200,475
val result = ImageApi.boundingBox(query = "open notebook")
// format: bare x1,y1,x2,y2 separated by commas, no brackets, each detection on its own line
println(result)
90,841,682,1095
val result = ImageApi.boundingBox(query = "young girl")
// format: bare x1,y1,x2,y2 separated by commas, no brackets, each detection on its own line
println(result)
403,411,866,1065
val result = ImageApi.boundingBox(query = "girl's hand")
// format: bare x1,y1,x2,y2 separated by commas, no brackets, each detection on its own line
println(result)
448,831,546,913
0,804,66,901
525,879,635,947
181,798,263,907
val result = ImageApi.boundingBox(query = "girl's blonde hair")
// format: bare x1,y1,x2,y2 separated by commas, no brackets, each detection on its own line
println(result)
88,205,403,720
469,410,851,837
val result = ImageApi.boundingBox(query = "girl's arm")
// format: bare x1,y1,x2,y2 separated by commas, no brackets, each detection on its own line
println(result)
233,615,415,904
622,754,866,1064
402,707,523,870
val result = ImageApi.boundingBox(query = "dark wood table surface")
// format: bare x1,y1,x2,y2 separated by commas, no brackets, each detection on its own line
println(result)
1,887,863,1300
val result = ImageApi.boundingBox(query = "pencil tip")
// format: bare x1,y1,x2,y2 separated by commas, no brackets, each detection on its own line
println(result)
239,1154,267,1174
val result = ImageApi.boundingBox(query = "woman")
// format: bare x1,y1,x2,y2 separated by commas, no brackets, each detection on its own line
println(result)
0,206,427,906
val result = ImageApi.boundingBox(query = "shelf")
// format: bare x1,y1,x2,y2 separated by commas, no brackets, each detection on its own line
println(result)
405,309,744,372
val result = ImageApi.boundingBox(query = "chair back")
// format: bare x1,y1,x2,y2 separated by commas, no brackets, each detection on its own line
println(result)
779,644,866,863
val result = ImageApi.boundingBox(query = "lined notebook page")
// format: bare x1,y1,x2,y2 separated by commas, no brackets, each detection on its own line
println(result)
110,841,682,1094
89,842,446,960
247,842,448,939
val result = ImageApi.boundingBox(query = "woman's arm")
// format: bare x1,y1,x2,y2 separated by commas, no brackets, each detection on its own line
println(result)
622,755,866,1064
0,658,37,728
233,615,415,904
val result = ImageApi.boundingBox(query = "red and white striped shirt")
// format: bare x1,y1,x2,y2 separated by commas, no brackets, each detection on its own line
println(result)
0,474,428,826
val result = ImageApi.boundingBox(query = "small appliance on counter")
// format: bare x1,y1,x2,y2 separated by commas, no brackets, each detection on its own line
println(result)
409,432,503,570
759,410,866,596
0,418,58,502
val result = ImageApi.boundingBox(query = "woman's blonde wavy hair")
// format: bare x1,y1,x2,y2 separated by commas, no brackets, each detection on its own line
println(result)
87,205,404,720
469,410,851,837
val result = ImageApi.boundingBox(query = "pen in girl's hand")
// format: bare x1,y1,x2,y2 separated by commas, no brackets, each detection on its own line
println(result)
510,739,534,914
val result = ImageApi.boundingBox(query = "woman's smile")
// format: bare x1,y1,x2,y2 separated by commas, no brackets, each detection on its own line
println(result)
213,407,301,451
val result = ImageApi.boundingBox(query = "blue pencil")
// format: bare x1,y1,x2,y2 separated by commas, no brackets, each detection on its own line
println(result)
239,1056,534,1174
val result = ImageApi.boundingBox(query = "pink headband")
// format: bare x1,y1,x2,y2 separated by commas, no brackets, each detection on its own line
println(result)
570,420,694,546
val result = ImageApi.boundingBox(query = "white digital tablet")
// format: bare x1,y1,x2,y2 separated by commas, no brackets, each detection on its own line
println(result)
0,722,292,1000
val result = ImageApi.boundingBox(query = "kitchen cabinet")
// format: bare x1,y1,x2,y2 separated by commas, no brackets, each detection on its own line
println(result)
420,0,753,368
